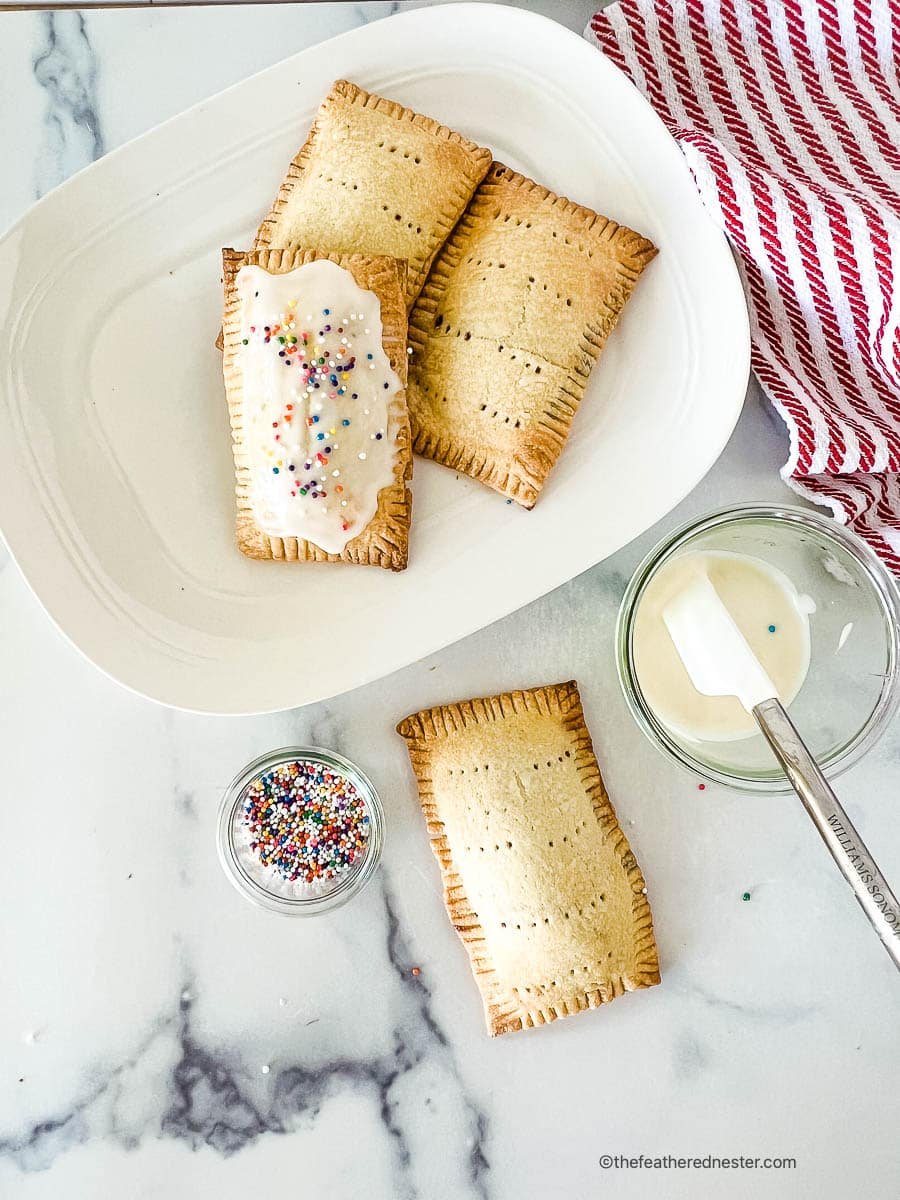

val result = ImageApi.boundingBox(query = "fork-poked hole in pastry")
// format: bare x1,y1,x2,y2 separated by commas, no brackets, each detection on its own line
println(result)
375,140,423,164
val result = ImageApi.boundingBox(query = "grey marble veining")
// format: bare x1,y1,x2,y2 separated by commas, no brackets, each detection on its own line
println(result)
154,880,489,1197
1,4,898,1199
32,13,104,198
3,872,490,1197
355,1,402,20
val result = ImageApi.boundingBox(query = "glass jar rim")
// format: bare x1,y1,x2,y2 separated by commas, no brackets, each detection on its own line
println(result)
217,745,385,914
616,503,900,792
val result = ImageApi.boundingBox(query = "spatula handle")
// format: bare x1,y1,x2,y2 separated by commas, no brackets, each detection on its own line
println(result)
753,697,900,971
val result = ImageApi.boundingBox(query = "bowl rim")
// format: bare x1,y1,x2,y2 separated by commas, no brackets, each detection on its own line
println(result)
216,745,384,915
616,503,900,793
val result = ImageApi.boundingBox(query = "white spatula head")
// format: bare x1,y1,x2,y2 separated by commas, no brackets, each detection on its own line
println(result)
662,573,778,713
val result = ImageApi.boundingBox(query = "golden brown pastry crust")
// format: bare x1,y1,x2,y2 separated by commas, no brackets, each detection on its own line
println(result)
255,79,492,312
407,162,658,507
397,681,660,1036
221,246,412,570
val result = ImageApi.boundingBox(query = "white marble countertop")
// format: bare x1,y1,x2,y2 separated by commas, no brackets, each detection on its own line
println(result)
1,4,898,1198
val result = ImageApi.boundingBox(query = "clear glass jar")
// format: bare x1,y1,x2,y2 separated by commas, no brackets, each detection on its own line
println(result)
217,746,384,914
616,504,900,792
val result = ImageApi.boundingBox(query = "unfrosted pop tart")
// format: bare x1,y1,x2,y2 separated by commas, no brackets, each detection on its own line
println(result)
407,163,657,508
255,79,492,312
215,81,489,350
397,681,660,1036
221,247,412,570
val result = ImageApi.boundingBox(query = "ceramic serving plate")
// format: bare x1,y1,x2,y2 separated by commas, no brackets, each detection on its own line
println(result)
0,3,749,714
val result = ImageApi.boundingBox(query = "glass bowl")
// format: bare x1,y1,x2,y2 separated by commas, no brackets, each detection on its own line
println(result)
616,505,900,791
217,746,384,914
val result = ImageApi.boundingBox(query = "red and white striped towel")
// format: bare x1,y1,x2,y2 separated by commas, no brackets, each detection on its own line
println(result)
587,0,900,572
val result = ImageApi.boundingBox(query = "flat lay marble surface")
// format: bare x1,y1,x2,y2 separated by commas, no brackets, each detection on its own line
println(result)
1,4,898,1199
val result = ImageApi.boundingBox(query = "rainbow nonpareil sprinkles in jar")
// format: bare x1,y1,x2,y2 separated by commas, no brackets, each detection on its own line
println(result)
217,747,384,915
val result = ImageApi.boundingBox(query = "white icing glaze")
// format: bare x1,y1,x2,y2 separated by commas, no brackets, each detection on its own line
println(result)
236,260,402,554
634,550,813,742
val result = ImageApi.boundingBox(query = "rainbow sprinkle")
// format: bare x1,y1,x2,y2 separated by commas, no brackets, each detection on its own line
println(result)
245,302,384,514
241,759,370,884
